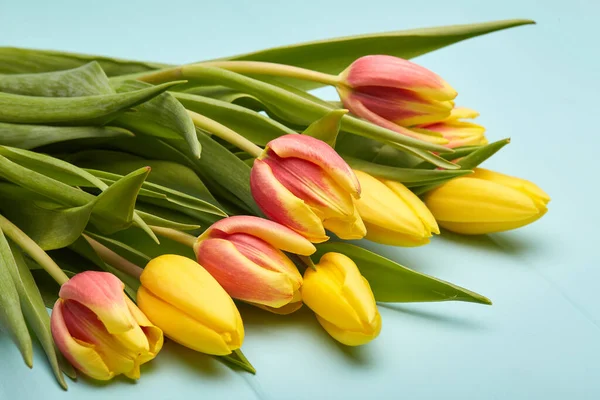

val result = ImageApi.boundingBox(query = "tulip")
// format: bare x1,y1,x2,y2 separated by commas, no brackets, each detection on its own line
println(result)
424,168,550,234
337,55,457,143
353,170,439,246
414,107,487,148
250,134,366,243
50,271,163,381
302,252,381,346
194,216,315,314
137,254,244,356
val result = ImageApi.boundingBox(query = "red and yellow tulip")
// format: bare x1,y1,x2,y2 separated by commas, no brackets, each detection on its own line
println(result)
337,55,457,144
414,107,487,148
250,134,366,243
194,216,314,314
137,255,244,356
50,271,163,381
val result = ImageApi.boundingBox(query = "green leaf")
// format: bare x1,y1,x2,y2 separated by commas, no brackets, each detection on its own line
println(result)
83,231,152,267
135,208,202,231
90,167,150,234
7,242,69,389
0,61,114,97
343,156,472,185
314,242,491,304
0,225,33,367
0,123,133,150
0,81,183,125
0,47,167,75
111,80,201,158
173,91,296,146
218,349,256,374
302,109,347,147
0,184,95,250
222,19,535,90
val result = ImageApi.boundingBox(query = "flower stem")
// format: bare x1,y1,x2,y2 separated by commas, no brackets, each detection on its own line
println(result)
197,61,341,86
149,226,196,248
0,214,69,285
82,234,144,280
187,110,263,158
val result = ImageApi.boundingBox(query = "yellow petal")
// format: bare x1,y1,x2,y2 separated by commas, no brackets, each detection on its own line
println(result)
364,222,431,247
382,179,439,234
470,168,550,209
316,311,381,346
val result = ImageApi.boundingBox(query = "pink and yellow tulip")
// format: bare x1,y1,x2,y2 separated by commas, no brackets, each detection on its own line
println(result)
250,134,366,243
194,216,315,314
302,252,381,346
414,107,487,148
50,271,163,381
337,55,457,144
137,255,244,356
424,168,550,234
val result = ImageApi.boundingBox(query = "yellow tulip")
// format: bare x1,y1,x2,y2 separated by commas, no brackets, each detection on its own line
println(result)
302,253,381,346
424,168,550,234
137,255,244,356
353,170,439,246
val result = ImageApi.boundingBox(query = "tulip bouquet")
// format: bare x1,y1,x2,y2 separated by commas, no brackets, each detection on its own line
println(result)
0,18,549,389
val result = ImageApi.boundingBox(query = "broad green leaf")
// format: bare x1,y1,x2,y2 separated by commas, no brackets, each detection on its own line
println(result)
112,80,200,158
173,91,296,146
0,81,182,125
0,122,133,150
90,167,150,234
0,225,33,367
302,109,347,147
221,19,535,90
343,156,472,185
0,61,113,96
0,184,95,250
314,242,491,304
7,242,69,389
0,47,167,75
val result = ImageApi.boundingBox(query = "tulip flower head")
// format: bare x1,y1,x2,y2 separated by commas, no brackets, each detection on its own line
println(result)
337,55,457,143
250,134,366,243
353,170,439,246
302,252,381,346
414,107,487,148
50,271,163,381
194,216,316,314
137,255,244,356
425,168,550,235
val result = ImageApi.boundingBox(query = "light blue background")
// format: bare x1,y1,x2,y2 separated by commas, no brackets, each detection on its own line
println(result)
1,0,598,399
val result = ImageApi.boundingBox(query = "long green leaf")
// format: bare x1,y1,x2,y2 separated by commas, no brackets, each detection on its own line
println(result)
0,81,182,125
0,123,133,150
314,242,491,304
0,225,33,367
302,109,347,147
221,19,535,90
7,242,70,389
112,80,200,158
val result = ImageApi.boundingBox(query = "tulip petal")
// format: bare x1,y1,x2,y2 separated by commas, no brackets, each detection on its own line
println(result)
59,271,133,334
196,238,298,308
200,215,316,256
363,222,431,247
382,179,439,234
265,134,361,198
250,159,328,243
140,255,241,335
316,312,382,347
125,297,164,363
50,300,114,381
137,287,239,356
470,168,550,209
322,204,367,240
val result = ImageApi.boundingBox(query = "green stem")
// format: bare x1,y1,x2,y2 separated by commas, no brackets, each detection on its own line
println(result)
187,110,263,158
149,226,196,248
198,61,341,86
83,234,143,280
0,214,69,285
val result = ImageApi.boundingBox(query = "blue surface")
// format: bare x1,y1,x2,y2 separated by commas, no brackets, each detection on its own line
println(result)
1,0,599,399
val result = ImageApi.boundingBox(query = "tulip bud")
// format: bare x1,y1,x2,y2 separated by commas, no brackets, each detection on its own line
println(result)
414,107,487,148
250,134,366,243
194,216,315,314
353,170,439,246
50,271,163,381
337,55,457,143
302,253,381,346
424,168,550,234
137,255,244,356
